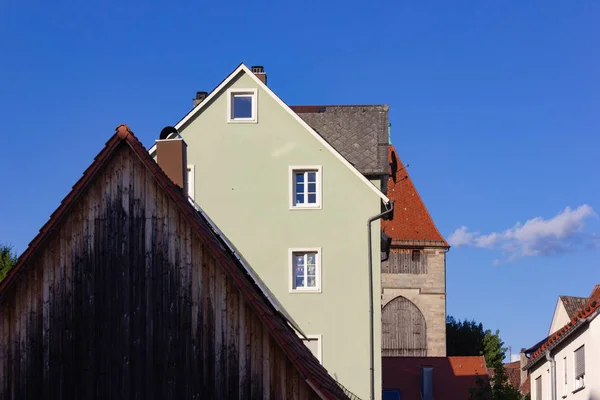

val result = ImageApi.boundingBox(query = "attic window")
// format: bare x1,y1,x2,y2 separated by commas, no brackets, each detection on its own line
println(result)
227,88,257,123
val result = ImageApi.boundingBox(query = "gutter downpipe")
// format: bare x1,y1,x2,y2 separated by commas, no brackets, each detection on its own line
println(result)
368,200,394,400
545,350,556,400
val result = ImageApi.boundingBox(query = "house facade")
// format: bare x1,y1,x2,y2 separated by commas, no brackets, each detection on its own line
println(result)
381,146,449,357
152,64,390,399
0,125,352,399
524,285,600,400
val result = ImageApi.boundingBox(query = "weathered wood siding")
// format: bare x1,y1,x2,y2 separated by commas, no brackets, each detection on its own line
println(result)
381,249,426,274
0,145,319,400
381,296,427,356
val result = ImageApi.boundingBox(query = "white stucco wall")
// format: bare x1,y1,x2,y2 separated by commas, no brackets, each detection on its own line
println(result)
530,314,599,400
548,300,570,336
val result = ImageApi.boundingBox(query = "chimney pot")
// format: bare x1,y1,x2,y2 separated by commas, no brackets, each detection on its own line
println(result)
193,91,208,108
251,65,267,85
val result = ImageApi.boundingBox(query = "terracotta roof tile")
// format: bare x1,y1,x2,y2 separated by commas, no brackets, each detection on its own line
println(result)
0,125,350,400
525,284,600,369
382,145,449,247
383,356,488,399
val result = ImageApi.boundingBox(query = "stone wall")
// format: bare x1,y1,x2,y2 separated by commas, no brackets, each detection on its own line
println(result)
381,248,447,356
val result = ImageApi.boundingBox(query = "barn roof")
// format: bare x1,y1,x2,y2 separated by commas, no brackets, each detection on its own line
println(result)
0,124,352,400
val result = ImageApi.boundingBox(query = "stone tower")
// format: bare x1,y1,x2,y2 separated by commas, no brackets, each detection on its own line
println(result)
381,145,449,356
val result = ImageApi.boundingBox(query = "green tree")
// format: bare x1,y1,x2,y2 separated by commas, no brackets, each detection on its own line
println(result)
483,329,508,370
446,316,485,357
0,244,18,281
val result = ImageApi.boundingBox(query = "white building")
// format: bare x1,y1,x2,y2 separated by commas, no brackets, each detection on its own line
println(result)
523,285,599,400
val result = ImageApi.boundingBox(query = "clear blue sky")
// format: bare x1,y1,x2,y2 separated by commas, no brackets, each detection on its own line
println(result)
1,1,598,360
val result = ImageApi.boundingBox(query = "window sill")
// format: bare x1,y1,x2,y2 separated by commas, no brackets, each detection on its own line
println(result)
227,119,257,124
572,386,585,394
289,205,322,211
290,289,322,294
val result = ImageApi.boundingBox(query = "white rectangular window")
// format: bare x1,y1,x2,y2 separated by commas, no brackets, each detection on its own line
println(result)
535,376,541,400
289,248,321,292
187,165,195,201
227,88,257,123
574,345,585,390
302,335,322,363
563,356,567,396
289,166,322,209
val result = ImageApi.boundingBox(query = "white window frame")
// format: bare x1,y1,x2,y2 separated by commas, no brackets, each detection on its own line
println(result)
289,166,322,210
563,356,567,397
535,376,542,400
289,248,322,293
227,88,257,123
301,334,323,363
187,164,195,201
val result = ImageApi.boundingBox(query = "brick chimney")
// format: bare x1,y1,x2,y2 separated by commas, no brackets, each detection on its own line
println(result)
519,349,528,386
156,136,188,196
193,91,208,108
251,66,267,85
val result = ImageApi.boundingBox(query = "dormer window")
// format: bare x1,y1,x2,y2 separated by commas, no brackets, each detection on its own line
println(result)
227,88,257,123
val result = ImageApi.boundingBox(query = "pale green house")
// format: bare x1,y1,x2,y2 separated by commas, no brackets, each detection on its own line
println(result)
151,64,391,399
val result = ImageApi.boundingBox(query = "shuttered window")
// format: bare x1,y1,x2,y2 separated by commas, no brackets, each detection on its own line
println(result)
574,346,585,378
535,377,541,400
574,345,585,390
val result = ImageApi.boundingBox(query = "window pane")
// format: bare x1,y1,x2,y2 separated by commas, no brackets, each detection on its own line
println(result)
296,276,305,288
307,277,316,287
307,172,316,182
232,95,253,119
308,183,316,193
307,265,316,276
295,173,305,183
308,194,316,204
307,253,316,265
296,193,304,204
296,182,304,194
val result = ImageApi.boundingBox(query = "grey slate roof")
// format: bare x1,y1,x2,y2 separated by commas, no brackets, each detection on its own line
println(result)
291,105,390,176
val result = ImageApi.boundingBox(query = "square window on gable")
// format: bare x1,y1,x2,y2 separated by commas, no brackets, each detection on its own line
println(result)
290,166,322,209
227,89,257,123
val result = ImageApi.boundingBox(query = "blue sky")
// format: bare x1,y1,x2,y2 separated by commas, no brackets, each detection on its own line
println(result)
1,1,598,360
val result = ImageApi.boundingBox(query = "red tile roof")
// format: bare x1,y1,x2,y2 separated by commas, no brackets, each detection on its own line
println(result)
0,125,350,400
383,356,488,399
487,361,525,393
382,146,449,247
525,285,600,369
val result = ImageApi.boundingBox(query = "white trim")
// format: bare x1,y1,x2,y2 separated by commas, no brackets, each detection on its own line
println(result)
289,248,322,293
187,164,195,201
289,165,322,210
148,63,389,204
226,88,257,123
302,334,323,363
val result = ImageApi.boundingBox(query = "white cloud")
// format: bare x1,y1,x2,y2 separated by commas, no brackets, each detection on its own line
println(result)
510,353,520,363
448,205,597,262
